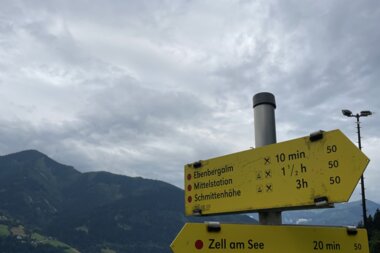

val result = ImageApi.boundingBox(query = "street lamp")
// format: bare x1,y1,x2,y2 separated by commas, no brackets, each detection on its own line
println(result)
342,109,373,228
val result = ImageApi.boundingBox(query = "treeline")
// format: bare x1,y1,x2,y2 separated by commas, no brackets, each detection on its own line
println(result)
367,208,380,253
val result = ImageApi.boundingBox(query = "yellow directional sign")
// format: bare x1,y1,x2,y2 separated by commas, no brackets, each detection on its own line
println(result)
171,223,369,253
185,129,369,215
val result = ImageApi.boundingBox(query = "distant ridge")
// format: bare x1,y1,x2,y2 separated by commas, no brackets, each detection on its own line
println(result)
281,199,380,226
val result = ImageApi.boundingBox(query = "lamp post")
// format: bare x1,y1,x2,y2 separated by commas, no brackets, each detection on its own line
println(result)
342,109,372,228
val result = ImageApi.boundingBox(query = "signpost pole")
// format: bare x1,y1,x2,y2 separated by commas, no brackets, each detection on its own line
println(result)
253,92,282,225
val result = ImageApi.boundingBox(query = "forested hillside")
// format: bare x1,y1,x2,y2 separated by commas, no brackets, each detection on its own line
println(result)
0,150,254,253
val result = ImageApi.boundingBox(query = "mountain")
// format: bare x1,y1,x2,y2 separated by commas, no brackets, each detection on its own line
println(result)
281,200,380,226
0,150,255,253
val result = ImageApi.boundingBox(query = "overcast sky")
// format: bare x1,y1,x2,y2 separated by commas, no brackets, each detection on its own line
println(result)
1,0,379,204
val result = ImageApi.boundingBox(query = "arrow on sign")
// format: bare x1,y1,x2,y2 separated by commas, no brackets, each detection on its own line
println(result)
185,129,370,216
171,223,369,253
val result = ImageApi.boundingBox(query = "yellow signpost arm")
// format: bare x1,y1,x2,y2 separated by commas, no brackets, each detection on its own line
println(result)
171,223,369,253
185,129,370,216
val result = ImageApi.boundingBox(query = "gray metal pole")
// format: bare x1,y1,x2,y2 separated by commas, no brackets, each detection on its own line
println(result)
253,92,282,225
356,114,368,228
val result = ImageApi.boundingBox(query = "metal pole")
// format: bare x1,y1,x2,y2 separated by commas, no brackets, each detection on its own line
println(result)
253,92,282,225
356,114,368,228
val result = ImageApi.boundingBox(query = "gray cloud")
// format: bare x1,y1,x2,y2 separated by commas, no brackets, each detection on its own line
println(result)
0,0,379,203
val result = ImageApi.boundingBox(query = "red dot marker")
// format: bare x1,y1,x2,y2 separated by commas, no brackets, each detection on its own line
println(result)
187,174,192,180
187,196,192,203
187,185,192,191
195,240,204,249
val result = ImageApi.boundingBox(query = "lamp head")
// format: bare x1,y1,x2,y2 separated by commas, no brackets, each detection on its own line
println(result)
360,111,372,117
342,109,353,117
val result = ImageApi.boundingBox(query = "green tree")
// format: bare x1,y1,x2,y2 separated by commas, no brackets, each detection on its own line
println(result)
373,209,380,228
367,209,380,253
